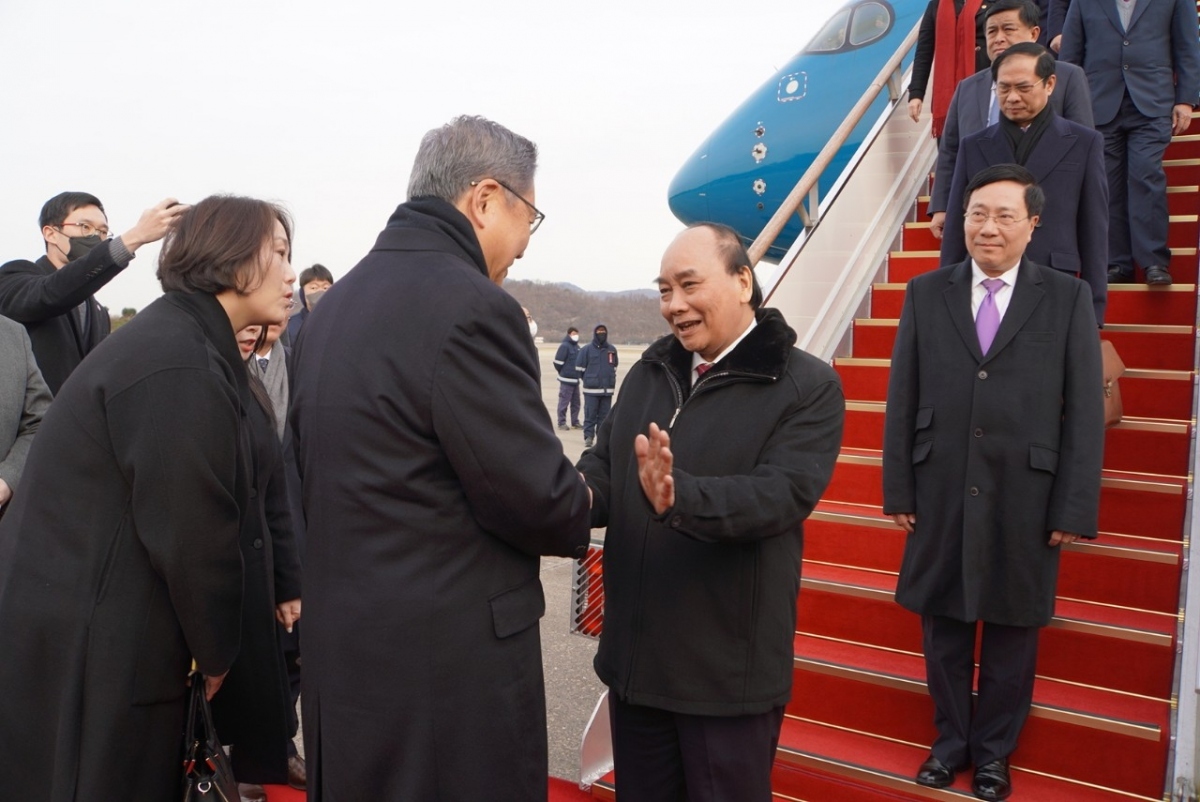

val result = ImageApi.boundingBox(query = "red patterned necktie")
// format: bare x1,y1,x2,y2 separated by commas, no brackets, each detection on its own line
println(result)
696,362,714,378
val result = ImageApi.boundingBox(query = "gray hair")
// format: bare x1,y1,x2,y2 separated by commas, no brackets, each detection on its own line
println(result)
406,115,538,203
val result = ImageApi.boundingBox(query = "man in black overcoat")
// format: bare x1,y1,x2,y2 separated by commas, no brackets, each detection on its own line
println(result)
0,192,184,393
289,116,592,802
883,164,1104,800
577,224,844,801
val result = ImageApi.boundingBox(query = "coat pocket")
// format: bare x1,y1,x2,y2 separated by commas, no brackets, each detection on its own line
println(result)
912,438,933,464
1030,443,1060,474
489,575,546,639
915,405,933,431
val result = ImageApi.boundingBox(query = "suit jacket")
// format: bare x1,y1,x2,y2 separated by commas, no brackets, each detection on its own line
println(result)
0,315,51,497
941,113,1108,325
931,61,1095,214
882,258,1104,626
0,240,128,394
1060,0,1200,124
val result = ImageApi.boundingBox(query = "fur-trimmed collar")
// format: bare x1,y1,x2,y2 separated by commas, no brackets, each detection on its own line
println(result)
641,307,797,388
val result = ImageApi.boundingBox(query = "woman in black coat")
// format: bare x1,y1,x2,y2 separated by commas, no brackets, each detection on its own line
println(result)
212,325,302,794
0,195,297,801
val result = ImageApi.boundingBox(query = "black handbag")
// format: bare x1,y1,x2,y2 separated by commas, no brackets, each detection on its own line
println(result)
181,672,238,802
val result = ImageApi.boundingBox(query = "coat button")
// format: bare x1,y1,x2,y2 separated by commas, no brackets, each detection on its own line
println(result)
1123,40,1130,46
1123,64,1130,70
970,487,980,496
977,370,988,380
252,538,264,549
249,487,258,498
974,428,983,437
670,515,682,528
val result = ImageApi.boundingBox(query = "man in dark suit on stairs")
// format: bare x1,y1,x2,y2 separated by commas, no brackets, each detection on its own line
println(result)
941,42,1109,326
884,164,1105,800
1059,0,1200,285
929,0,1095,241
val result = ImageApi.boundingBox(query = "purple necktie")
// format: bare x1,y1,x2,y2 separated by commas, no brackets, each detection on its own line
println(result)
976,278,1005,355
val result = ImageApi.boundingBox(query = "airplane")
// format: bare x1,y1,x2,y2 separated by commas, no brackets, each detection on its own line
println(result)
666,0,928,261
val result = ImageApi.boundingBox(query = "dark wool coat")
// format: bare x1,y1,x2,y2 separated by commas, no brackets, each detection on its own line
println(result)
578,309,845,716
290,198,592,802
0,291,250,802
211,389,302,785
940,114,1109,326
0,242,125,394
882,259,1105,628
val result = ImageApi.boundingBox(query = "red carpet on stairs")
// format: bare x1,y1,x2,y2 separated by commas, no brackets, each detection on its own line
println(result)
262,778,591,801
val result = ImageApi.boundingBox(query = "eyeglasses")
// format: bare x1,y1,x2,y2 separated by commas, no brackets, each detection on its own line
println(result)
993,78,1047,97
965,210,1031,229
472,178,545,234
57,221,111,239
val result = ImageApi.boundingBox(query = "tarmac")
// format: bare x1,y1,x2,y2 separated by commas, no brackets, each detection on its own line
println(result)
536,340,636,783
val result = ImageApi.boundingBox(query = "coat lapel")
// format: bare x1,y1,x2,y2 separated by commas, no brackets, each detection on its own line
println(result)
977,125,1014,162
1100,0,1125,31
972,77,992,131
1022,117,1075,182
1127,0,1154,32
942,260,985,362
981,258,1046,363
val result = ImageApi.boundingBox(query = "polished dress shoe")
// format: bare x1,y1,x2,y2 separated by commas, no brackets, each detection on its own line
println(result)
238,783,267,802
1145,266,1173,285
287,753,307,789
915,753,959,788
1107,267,1134,284
972,758,1012,801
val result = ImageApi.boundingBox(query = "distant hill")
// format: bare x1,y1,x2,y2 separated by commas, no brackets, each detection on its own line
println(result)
506,280,668,345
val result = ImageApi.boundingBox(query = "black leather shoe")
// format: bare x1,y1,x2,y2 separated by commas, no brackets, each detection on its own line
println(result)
287,754,307,789
916,754,959,788
1145,266,1173,285
972,759,1012,800
1107,267,1134,283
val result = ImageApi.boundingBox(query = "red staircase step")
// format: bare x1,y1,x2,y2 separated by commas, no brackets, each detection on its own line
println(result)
1165,158,1200,186
1103,420,1191,475
835,358,1195,423
1169,185,1200,215
797,563,1176,698
788,636,1169,797
771,717,1158,802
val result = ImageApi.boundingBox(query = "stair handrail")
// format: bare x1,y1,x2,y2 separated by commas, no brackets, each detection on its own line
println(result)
747,23,921,266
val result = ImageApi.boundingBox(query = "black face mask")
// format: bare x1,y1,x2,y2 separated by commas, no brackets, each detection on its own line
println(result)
63,234,103,262
595,332,608,346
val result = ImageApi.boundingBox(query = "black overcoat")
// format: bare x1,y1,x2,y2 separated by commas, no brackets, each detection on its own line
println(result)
882,259,1105,627
290,198,592,801
578,310,845,716
0,291,250,801
211,390,302,785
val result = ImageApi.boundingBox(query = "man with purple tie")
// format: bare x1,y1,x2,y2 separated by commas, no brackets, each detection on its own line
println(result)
882,164,1104,800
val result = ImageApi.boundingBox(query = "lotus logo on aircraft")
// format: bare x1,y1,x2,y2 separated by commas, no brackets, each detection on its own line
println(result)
777,72,807,102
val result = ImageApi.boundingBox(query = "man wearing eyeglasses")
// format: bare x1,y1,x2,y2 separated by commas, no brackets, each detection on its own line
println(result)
929,0,1095,242
885,164,1104,800
289,115,589,802
0,192,187,394
940,42,1108,326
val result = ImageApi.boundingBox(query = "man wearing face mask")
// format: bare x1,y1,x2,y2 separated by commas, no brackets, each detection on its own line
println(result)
576,323,618,448
554,327,583,431
0,192,187,394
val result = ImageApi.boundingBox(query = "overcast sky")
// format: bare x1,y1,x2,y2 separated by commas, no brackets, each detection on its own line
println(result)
0,0,846,313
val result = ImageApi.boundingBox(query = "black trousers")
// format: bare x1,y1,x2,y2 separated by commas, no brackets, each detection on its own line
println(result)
1099,90,1174,276
609,693,785,802
922,614,1040,768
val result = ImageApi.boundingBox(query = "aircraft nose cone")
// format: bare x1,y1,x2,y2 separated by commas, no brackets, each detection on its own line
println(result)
667,154,710,225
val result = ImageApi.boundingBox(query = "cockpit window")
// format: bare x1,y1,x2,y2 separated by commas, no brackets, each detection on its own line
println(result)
850,3,893,46
805,9,850,53
803,1,895,54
